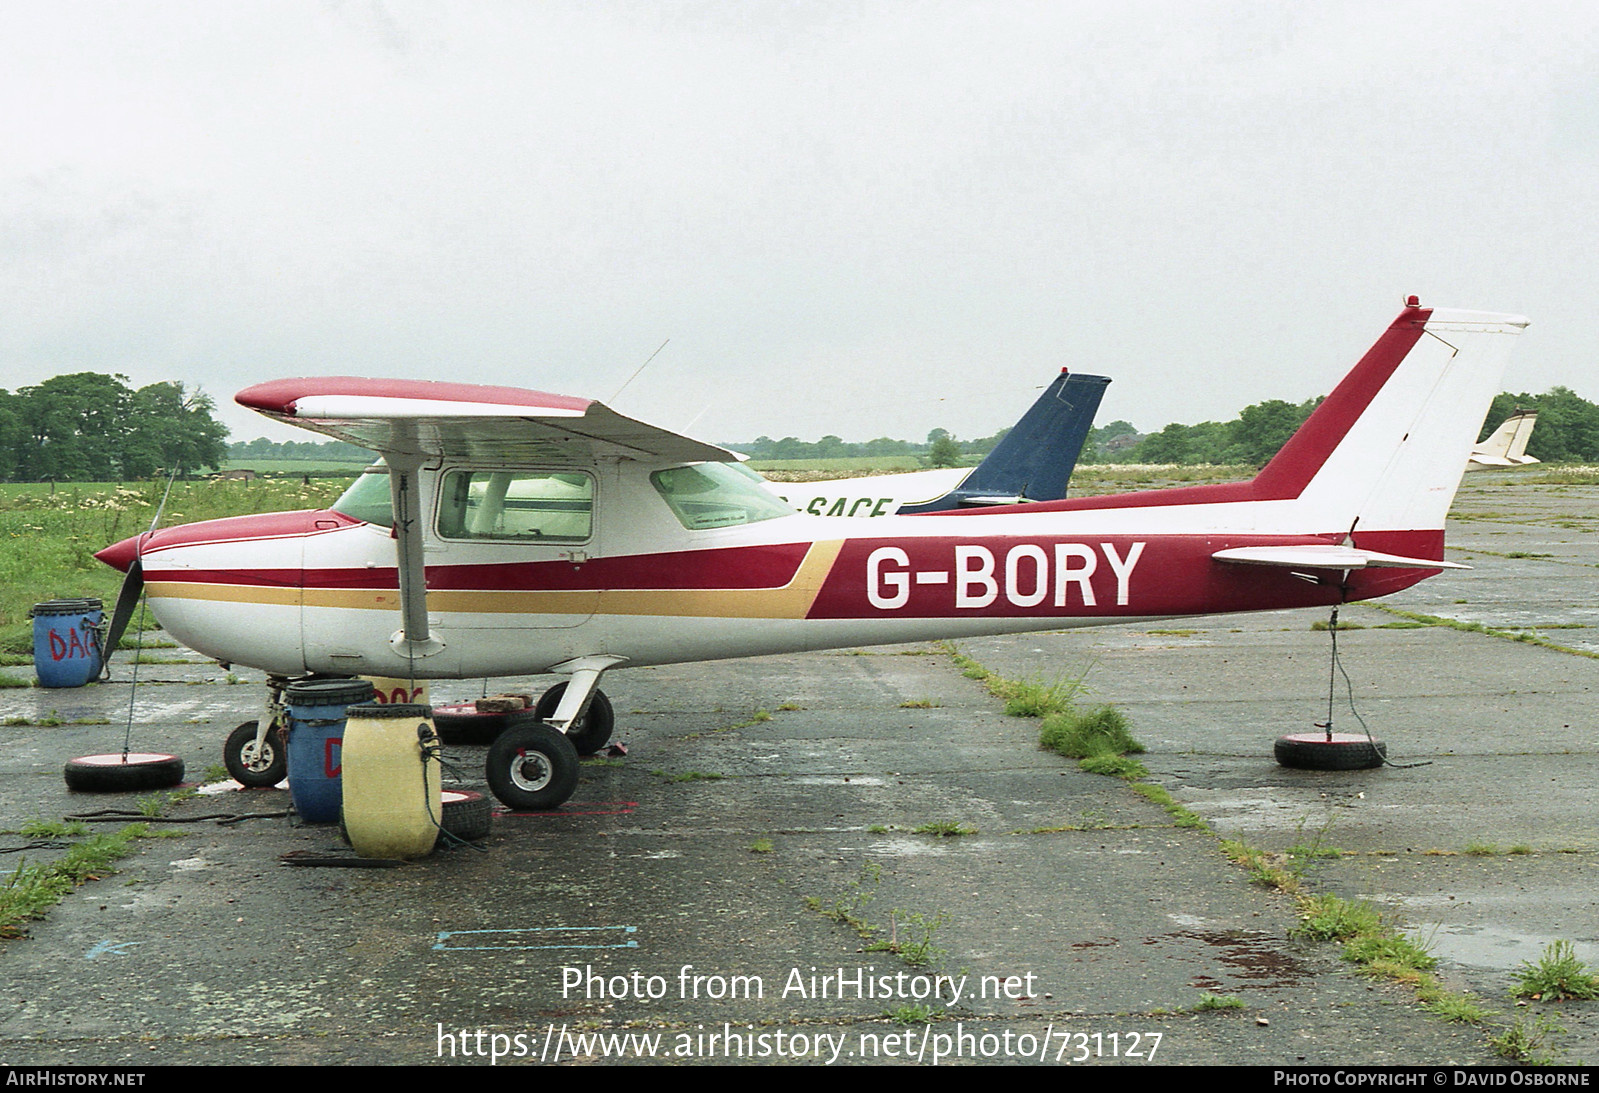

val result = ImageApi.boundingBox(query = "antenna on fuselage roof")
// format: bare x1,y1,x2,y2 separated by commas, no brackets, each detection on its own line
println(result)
609,338,671,404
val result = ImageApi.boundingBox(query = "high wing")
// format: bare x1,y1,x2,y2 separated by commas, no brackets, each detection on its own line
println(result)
235,377,748,661
234,377,741,465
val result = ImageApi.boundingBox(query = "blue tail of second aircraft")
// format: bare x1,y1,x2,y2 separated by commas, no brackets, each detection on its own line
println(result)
900,370,1111,514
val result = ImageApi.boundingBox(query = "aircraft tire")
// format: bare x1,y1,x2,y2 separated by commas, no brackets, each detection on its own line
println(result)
534,683,614,755
438,789,493,843
64,753,185,793
1273,733,1386,771
433,704,536,746
223,720,287,787
486,723,579,811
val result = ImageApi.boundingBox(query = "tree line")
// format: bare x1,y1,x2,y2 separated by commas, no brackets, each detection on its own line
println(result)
0,373,228,482
7,369,1599,483
1089,387,1599,467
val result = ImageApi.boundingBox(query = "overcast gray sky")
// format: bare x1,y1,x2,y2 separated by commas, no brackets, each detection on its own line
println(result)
3,1,1593,446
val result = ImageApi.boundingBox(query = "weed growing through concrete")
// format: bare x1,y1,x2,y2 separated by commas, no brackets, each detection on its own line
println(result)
868,908,949,967
747,838,775,854
886,1002,937,1024
1417,986,1492,1024
1490,1014,1567,1065
0,823,151,939
1040,705,1144,761
898,698,943,709
803,861,881,938
911,821,976,837
1372,605,1599,662
1511,941,1599,1001
135,789,195,818
17,819,88,838
1192,993,1246,1012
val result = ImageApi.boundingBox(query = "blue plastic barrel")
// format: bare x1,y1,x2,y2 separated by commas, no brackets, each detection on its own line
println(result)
284,678,375,823
31,599,105,688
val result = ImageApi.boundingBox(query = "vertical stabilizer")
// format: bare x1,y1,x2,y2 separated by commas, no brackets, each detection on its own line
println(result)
901,371,1110,513
1284,303,1529,530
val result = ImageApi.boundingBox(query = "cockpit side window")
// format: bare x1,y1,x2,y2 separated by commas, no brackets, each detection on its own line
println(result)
435,470,593,542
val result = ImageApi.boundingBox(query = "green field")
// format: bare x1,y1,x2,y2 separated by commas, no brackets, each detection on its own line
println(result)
221,457,374,475
749,455,949,478
0,478,353,655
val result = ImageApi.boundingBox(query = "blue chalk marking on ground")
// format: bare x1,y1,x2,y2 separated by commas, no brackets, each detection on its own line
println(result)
86,940,143,959
434,925,638,951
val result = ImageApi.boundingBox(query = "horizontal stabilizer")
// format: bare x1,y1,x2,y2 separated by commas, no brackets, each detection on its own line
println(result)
1212,545,1468,570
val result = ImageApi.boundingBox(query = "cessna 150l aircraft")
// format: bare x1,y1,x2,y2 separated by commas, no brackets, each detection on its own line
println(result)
96,299,1527,810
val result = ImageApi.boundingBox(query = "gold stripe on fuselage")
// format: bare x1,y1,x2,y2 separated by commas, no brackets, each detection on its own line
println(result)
146,539,845,621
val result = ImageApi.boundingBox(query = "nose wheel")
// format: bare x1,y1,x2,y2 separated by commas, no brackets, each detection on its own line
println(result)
224,720,288,787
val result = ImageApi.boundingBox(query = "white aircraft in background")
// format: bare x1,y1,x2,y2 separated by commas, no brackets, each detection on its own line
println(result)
770,371,1110,517
96,299,1527,810
1467,410,1540,470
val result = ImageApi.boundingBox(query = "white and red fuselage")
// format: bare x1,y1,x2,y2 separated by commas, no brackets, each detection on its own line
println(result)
96,303,1528,681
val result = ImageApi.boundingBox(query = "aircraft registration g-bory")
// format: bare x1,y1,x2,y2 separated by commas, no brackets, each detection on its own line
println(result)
769,370,1110,516
96,298,1527,810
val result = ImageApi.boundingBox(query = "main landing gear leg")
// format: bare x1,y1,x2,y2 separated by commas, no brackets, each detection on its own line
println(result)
483,655,625,811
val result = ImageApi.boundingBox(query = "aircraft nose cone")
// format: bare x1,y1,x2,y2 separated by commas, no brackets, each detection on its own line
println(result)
95,535,142,574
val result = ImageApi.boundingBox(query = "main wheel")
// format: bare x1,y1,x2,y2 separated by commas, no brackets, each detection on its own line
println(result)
486,723,579,811
1274,732,1387,771
224,720,287,787
64,753,185,793
534,683,614,755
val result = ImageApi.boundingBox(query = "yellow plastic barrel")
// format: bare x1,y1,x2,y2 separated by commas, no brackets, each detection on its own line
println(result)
341,702,440,859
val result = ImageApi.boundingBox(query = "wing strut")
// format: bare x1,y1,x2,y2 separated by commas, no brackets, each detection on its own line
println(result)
387,449,445,660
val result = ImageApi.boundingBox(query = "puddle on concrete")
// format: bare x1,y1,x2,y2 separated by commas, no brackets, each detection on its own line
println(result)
792,775,889,787
1408,924,1599,971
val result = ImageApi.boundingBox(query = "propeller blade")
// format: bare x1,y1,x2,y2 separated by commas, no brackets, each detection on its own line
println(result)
103,557,144,659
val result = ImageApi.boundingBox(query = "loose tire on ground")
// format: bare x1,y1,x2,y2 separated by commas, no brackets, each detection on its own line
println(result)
1274,732,1386,771
224,720,287,787
438,789,493,842
432,703,537,745
534,683,615,755
64,753,185,793
485,722,579,811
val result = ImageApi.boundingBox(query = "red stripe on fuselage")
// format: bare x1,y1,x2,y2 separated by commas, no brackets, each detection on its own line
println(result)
924,306,1433,517
141,540,814,592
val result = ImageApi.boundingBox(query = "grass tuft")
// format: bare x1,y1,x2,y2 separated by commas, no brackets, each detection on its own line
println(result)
1040,705,1143,759
1511,941,1599,1002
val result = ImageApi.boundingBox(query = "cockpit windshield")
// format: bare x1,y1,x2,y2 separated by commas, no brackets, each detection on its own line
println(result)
650,462,795,530
331,467,394,528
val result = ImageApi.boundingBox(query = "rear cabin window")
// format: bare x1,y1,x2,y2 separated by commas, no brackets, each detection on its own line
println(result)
650,463,795,530
436,470,593,542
